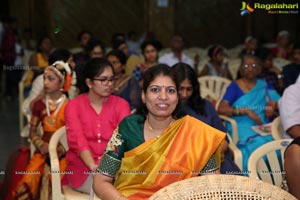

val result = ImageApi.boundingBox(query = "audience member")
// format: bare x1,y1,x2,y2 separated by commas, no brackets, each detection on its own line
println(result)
199,45,233,80
64,58,130,194
173,62,241,174
111,32,126,44
218,54,280,171
0,16,17,99
271,30,292,59
73,30,93,65
112,39,142,76
26,49,76,117
281,42,300,88
21,27,36,51
159,35,195,69
14,61,71,199
126,30,145,55
278,75,300,138
120,40,160,110
106,49,130,95
284,136,300,199
239,36,258,57
76,39,106,94
93,64,226,199
257,47,284,94
29,36,52,77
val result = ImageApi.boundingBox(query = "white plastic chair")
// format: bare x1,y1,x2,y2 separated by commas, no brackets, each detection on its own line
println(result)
226,133,243,171
219,115,242,170
271,116,285,140
19,71,30,135
248,139,293,186
198,75,231,109
49,126,90,200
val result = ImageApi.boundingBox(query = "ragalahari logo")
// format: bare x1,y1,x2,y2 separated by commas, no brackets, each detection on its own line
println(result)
240,1,254,16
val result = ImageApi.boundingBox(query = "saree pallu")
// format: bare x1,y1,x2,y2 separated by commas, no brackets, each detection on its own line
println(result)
114,115,225,199
13,100,68,200
228,80,280,172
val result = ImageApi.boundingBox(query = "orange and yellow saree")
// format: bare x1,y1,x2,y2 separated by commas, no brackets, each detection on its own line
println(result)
13,98,68,200
99,115,226,199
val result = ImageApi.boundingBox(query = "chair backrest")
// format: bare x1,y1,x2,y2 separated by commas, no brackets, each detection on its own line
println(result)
248,139,293,186
198,75,231,109
49,126,68,200
149,174,296,200
271,116,285,140
218,115,242,170
49,127,93,200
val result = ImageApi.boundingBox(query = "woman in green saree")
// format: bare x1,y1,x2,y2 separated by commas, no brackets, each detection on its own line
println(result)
93,64,226,200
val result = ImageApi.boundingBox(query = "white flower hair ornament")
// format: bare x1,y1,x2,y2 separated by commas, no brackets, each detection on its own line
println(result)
45,60,72,92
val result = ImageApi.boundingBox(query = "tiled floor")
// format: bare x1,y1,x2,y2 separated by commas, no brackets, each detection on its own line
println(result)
0,97,29,181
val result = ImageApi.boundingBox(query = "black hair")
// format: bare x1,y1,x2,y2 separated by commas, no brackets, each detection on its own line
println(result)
49,49,72,64
140,40,161,54
112,39,126,50
111,32,126,43
77,30,93,41
36,36,51,52
256,47,273,61
208,45,224,58
292,42,300,51
135,64,186,120
85,39,106,55
106,49,127,65
172,63,206,116
79,58,114,93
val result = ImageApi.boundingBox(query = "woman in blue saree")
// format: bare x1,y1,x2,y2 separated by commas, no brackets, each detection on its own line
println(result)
218,54,280,173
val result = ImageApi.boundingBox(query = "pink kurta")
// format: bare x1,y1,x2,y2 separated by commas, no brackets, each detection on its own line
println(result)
64,93,130,188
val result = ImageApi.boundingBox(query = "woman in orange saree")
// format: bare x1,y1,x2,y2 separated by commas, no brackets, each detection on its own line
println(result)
13,61,72,200
93,64,226,200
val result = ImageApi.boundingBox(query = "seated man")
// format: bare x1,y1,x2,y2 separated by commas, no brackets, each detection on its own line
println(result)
284,136,300,199
278,75,300,139
281,43,300,88
159,35,196,69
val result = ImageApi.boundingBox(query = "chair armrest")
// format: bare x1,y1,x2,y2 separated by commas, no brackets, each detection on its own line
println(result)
228,140,243,171
219,115,238,145
49,126,66,200
271,116,284,140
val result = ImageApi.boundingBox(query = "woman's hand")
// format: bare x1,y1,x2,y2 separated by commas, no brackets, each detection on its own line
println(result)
265,101,277,119
241,108,263,125
38,142,49,155
89,163,98,172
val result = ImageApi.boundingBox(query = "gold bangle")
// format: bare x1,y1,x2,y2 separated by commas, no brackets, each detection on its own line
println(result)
31,135,40,143
232,108,240,116
34,138,45,149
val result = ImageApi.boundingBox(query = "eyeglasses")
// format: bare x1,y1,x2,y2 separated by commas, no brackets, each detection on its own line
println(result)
93,76,118,85
243,63,257,68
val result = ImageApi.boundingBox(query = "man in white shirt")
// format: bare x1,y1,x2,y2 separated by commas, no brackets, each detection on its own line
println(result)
278,74,300,138
159,35,194,67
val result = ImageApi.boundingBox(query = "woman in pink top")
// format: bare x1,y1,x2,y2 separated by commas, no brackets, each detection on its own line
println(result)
64,58,130,193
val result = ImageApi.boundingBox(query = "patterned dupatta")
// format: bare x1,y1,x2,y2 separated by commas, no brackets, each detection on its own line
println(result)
114,115,225,199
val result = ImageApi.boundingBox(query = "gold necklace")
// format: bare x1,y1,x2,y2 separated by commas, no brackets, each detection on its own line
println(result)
146,119,160,139
47,95,65,111
46,94,66,125
146,117,154,131
146,117,174,133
